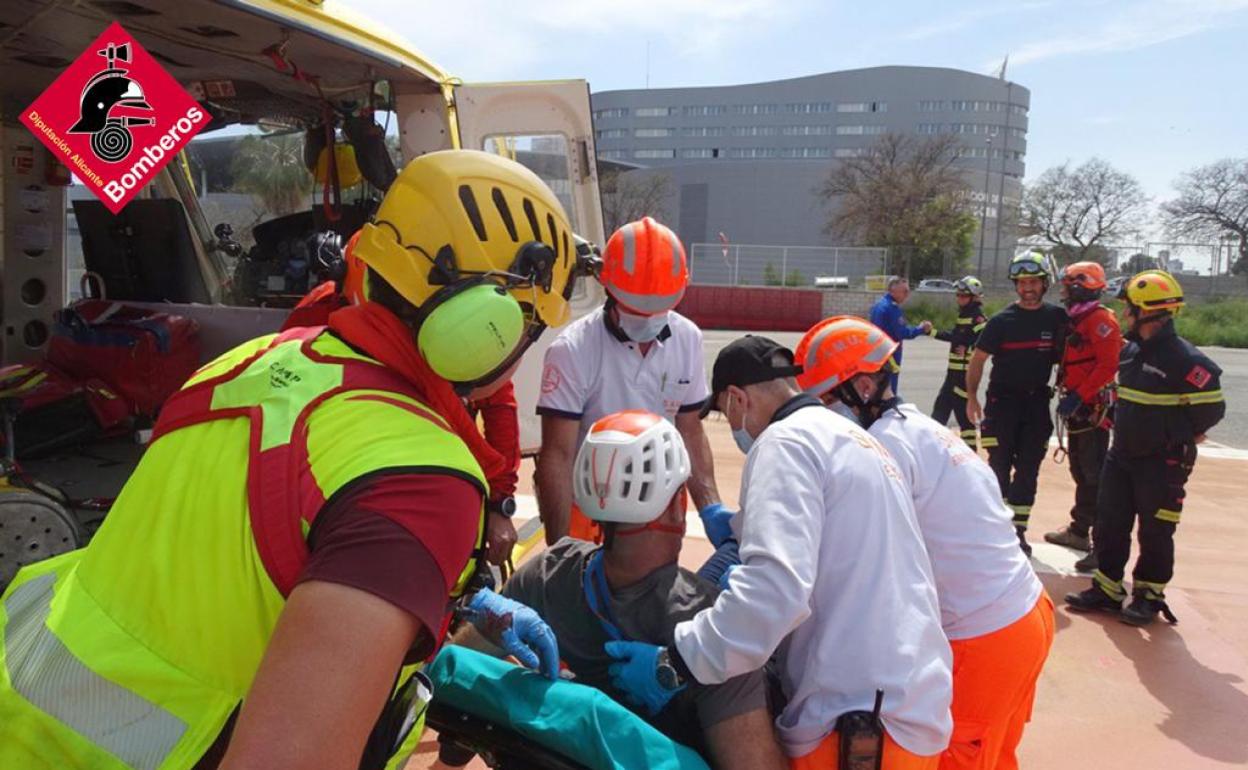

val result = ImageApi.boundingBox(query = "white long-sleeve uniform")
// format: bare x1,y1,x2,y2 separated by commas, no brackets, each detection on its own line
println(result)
869,403,1043,640
673,398,953,758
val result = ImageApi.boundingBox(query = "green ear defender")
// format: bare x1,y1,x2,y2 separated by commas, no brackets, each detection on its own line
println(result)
417,282,526,384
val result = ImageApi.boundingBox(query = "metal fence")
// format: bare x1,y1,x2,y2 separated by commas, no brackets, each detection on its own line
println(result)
1080,242,1246,299
689,243,889,288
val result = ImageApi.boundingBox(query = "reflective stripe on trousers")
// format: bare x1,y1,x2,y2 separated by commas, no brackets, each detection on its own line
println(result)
5,574,187,770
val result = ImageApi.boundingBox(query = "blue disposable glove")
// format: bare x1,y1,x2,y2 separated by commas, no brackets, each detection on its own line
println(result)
698,503,735,549
1057,391,1083,419
462,588,559,680
604,640,686,715
717,564,738,592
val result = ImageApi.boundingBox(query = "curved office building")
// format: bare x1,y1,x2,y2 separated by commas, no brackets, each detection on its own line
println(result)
591,66,1030,282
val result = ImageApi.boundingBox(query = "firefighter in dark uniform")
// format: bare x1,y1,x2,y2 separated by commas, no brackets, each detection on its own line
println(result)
966,251,1068,556
1066,270,1225,626
930,275,988,449
1044,262,1122,558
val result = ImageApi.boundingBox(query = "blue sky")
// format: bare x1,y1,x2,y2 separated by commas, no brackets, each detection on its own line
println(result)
346,0,1248,203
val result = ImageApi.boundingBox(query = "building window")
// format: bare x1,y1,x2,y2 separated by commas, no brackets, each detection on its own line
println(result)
728,147,780,158
683,105,728,116
634,128,673,138
1010,104,1028,116
1009,126,1026,139
837,102,867,113
634,149,676,159
785,102,833,114
917,123,942,134
595,128,628,139
597,149,628,160
781,125,834,136
592,108,629,119
837,125,864,135
777,147,831,158
731,104,780,115
681,148,715,158
681,126,727,137
918,100,947,112
950,123,1003,136
634,107,672,117
731,125,779,136
834,148,867,158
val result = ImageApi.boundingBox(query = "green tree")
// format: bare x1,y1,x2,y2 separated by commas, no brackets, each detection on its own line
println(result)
230,134,315,219
819,133,975,277
762,262,782,285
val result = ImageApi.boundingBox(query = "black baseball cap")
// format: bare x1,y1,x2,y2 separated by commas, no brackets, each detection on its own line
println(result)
701,335,802,417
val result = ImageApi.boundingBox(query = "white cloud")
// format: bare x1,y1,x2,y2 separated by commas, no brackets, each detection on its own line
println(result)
1010,0,1248,66
899,2,1055,42
339,0,795,80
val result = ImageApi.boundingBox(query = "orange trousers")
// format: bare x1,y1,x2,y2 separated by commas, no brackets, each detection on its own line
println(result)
791,730,939,770
940,593,1055,770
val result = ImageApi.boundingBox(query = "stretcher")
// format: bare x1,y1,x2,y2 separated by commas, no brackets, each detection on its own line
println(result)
425,646,712,770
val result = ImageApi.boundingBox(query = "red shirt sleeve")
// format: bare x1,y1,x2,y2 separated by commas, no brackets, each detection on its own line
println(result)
297,472,483,659
469,381,521,499
1076,309,1123,401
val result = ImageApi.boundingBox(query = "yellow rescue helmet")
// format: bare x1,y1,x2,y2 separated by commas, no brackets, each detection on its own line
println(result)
1121,269,1184,317
352,150,576,329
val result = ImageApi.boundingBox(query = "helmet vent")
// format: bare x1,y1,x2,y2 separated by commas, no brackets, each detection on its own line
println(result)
639,481,652,501
522,199,542,241
546,214,559,259
458,185,488,241
491,188,519,242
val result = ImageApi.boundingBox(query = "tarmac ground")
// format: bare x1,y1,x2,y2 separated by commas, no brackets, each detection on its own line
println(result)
410,333,1248,770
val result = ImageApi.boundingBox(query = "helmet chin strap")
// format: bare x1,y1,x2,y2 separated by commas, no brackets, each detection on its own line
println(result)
833,371,897,429
615,520,686,537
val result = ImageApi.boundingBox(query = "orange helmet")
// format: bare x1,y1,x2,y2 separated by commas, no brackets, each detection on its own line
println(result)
600,217,689,315
1060,261,1107,290
795,316,899,398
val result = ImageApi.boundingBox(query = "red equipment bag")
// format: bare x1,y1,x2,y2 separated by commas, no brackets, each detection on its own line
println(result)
0,362,131,459
48,301,201,417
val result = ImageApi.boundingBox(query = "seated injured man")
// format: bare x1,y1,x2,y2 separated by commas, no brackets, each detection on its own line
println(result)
453,410,785,770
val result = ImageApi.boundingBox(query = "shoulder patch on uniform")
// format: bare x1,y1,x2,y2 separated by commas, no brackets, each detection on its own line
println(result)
541,363,563,394
1185,365,1212,389
1096,321,1114,339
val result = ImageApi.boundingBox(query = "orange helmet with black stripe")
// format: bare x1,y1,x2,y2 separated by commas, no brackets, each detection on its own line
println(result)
600,217,689,315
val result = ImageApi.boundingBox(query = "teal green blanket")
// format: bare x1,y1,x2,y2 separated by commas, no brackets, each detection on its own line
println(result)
426,647,712,770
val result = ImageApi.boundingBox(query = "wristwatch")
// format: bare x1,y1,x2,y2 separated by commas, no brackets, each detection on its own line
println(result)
656,647,686,691
487,496,517,518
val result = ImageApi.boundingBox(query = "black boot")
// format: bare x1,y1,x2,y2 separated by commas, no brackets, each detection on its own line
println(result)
1121,589,1178,627
1065,584,1123,614
1074,551,1098,573
1016,526,1032,557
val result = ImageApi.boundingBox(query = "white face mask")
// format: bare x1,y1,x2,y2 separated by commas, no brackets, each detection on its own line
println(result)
617,310,670,342
726,392,754,454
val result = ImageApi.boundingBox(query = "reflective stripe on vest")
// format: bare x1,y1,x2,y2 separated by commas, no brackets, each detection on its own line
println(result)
5,574,185,770
1118,386,1224,407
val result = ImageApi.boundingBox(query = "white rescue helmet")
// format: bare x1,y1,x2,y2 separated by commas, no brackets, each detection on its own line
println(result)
573,410,690,524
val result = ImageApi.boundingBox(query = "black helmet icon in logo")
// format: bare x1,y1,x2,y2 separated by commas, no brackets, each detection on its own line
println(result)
68,43,154,163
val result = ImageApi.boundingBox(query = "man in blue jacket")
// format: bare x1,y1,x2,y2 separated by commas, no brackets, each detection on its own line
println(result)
869,276,932,393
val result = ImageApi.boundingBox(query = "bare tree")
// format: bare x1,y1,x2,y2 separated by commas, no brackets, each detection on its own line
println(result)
1020,159,1148,265
598,166,674,234
818,133,975,276
1161,158,1248,274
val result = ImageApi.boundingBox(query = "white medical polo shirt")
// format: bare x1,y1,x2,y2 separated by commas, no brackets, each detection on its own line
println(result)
536,306,709,447
870,403,1043,641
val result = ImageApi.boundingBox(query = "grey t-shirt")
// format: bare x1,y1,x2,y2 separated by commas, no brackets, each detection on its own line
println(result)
502,538,769,753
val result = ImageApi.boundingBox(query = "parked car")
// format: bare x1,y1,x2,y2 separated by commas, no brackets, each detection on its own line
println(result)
916,278,957,293
1107,275,1128,297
